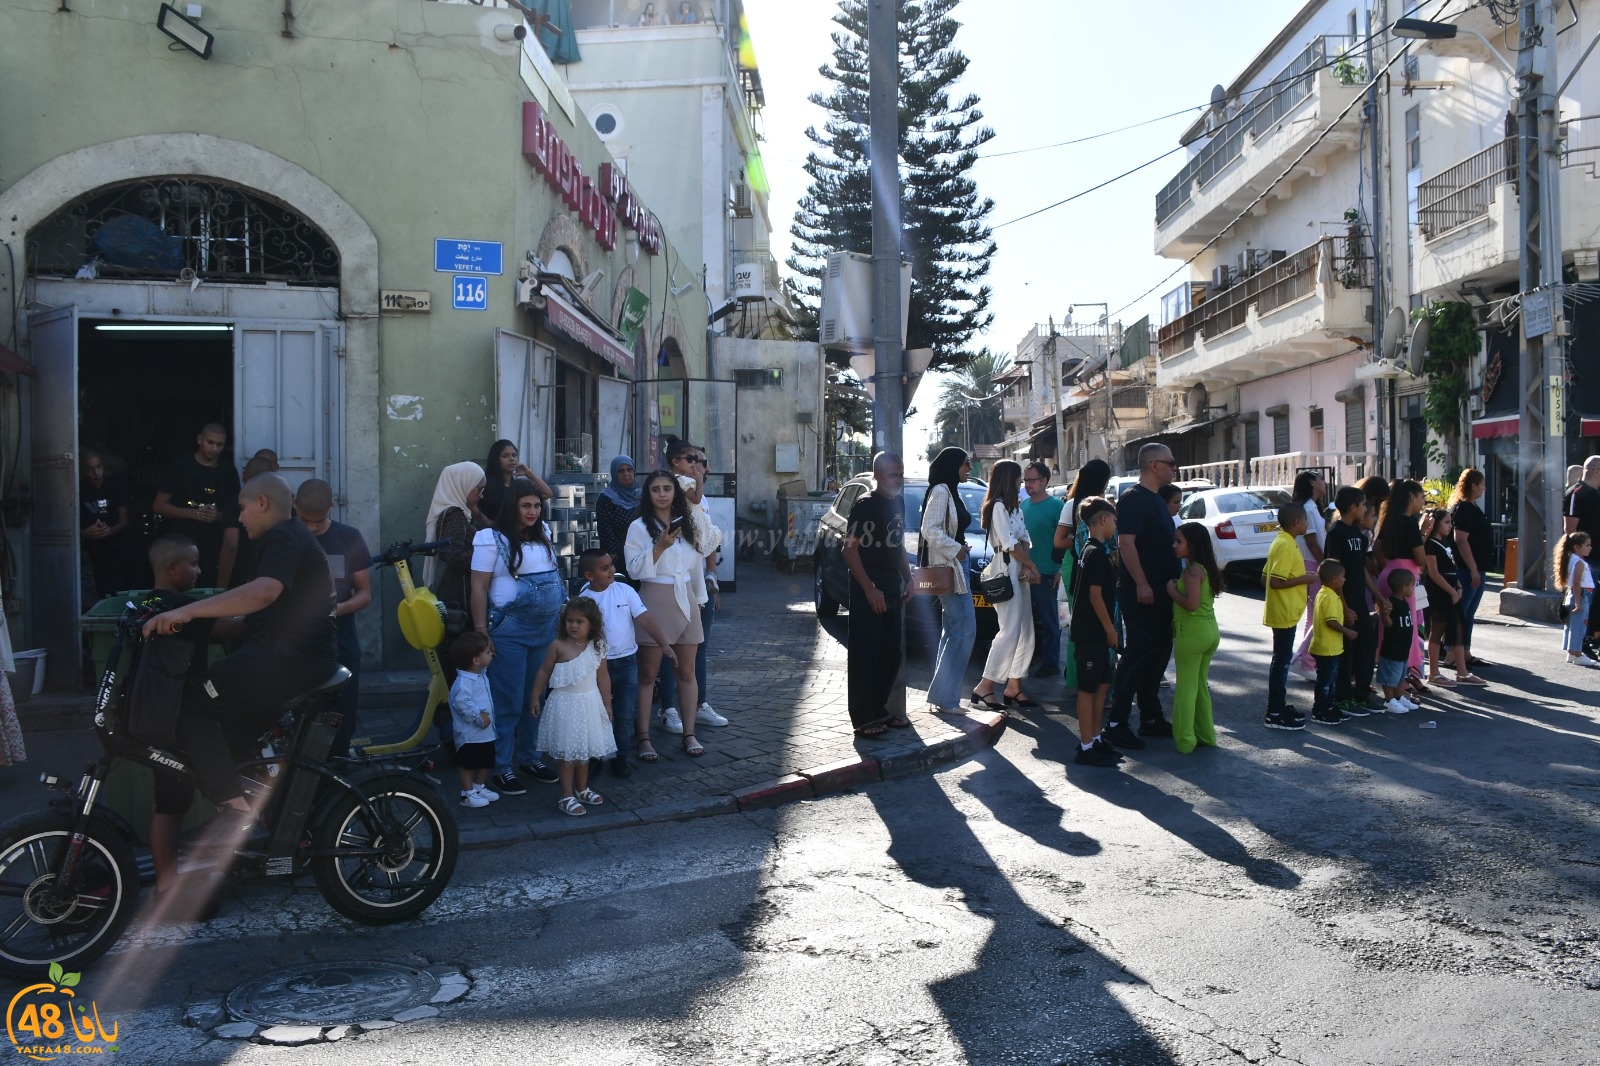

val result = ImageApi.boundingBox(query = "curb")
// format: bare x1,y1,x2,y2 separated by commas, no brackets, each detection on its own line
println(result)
457,709,1008,851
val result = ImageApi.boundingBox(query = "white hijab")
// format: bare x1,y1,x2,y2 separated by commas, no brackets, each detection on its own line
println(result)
423,461,485,585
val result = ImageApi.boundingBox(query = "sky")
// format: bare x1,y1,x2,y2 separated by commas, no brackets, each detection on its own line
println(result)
741,0,1305,473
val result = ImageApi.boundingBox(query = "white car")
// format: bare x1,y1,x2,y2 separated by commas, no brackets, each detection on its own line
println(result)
1176,486,1293,579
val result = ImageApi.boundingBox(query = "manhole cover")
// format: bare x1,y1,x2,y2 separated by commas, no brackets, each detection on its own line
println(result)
227,963,440,1026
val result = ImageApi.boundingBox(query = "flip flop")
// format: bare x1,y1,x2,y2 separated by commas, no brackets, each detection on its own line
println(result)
636,740,659,763
884,715,912,729
854,721,889,738
1454,674,1488,686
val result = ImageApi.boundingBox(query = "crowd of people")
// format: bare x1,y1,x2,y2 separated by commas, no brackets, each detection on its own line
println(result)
886,443,1600,771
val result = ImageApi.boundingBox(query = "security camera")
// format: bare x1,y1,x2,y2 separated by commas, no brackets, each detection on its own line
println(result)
494,23,528,42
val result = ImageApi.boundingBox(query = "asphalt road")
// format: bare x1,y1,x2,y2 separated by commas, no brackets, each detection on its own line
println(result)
52,590,1600,1065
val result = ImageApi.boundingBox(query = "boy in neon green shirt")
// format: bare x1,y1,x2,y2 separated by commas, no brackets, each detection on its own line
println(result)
1263,502,1314,730
1309,559,1358,726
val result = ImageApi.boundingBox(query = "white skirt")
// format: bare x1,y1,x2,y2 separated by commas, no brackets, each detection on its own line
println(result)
538,687,618,762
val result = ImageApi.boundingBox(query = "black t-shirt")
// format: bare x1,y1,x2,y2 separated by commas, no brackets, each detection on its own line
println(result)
1423,537,1460,599
1326,519,1371,612
1070,538,1117,643
1381,514,1423,565
1567,483,1600,539
79,476,128,532
157,454,240,545
1380,594,1415,661
846,491,905,593
244,519,337,664
1450,499,1493,575
1115,484,1179,590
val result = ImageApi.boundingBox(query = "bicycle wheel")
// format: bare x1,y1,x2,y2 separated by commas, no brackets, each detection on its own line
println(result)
0,812,140,979
310,781,457,925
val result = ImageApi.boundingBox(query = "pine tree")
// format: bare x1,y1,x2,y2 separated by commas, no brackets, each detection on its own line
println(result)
787,0,996,376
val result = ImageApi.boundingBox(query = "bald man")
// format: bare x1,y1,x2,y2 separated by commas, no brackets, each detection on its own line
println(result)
145,473,338,822
841,452,913,735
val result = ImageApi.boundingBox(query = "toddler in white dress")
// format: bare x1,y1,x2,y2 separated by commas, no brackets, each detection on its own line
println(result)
530,598,617,816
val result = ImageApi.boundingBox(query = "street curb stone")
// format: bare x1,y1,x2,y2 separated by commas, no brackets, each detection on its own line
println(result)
731,773,815,811
799,755,881,795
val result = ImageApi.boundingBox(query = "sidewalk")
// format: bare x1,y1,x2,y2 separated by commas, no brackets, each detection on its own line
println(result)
0,562,1004,846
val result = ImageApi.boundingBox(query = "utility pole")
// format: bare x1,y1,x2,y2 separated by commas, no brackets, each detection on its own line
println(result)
1366,1,1390,476
1046,319,1067,483
868,0,904,457
1515,0,1566,591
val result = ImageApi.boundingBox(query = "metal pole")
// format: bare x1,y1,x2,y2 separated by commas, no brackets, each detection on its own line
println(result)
868,0,904,457
1366,2,1390,476
1046,319,1067,482
1515,0,1566,590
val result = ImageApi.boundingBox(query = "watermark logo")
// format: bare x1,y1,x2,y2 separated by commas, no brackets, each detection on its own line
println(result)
6,963,119,1061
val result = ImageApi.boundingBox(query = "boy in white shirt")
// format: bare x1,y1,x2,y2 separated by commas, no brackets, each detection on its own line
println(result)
578,549,676,777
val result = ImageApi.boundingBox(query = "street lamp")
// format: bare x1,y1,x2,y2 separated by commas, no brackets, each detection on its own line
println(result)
1393,17,1517,79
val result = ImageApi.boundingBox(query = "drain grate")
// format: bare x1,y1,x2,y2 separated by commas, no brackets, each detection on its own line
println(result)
226,962,441,1027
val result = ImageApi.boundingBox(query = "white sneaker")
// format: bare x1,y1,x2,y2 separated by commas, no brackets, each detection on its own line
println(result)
460,789,490,808
1385,698,1411,715
1568,654,1600,668
696,702,729,727
472,784,501,803
662,706,684,734
1400,696,1422,711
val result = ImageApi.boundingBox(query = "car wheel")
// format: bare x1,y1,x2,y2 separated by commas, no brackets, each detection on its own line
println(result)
814,555,840,617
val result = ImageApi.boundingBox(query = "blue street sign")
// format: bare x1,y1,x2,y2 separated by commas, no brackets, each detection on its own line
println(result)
434,238,504,275
452,275,489,311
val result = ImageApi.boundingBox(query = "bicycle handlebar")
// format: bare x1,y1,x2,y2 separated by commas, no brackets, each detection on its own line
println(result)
373,538,451,567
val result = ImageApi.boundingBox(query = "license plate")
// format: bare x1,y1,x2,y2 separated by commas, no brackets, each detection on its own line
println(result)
1256,523,1279,533
972,594,990,609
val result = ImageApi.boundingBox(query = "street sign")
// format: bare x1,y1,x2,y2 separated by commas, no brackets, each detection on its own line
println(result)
380,289,431,313
434,239,504,275
1523,289,1553,338
452,275,488,311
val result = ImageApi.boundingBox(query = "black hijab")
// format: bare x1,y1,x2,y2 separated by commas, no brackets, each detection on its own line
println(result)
924,447,971,533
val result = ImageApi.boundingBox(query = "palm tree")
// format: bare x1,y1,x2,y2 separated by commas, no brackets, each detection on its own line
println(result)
934,349,1010,453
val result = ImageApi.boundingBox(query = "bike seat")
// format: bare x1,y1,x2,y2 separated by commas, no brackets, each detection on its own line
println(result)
283,667,353,708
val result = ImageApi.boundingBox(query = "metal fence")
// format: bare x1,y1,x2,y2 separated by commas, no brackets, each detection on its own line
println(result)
1157,239,1345,359
1416,137,1517,236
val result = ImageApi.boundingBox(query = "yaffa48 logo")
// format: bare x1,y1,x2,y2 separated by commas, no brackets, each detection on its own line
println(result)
6,962,120,1061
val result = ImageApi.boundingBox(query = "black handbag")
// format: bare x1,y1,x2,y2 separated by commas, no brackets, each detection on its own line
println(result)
977,550,1014,604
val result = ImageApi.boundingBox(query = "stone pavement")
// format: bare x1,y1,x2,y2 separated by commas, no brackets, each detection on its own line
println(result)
0,561,1004,847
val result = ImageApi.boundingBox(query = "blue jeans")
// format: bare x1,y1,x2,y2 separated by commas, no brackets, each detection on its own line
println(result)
486,571,565,774
659,598,714,709
1566,588,1593,653
1312,653,1341,716
1029,577,1061,672
927,592,977,710
1267,626,1296,715
1457,576,1485,652
606,653,638,753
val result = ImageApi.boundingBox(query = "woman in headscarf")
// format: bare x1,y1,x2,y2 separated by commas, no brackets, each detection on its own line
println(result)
597,455,642,583
1054,459,1113,690
426,462,487,686
921,447,976,713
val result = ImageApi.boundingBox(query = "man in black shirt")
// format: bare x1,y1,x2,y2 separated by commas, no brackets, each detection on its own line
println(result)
1326,486,1385,712
1567,457,1600,652
79,450,132,599
145,473,338,817
1104,443,1180,750
841,452,912,736
154,423,242,588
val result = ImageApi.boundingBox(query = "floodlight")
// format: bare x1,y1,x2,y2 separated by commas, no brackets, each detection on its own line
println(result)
158,3,214,59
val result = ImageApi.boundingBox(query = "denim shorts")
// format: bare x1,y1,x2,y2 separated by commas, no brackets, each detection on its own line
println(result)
1375,657,1406,688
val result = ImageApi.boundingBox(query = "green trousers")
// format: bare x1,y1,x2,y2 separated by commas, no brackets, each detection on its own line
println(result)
1171,615,1220,754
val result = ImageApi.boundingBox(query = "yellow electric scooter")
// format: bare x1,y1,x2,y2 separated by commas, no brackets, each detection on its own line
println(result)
351,539,452,755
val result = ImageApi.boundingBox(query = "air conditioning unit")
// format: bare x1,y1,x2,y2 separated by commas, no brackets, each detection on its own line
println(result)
729,180,753,219
1211,264,1235,291
732,262,764,303
819,251,911,352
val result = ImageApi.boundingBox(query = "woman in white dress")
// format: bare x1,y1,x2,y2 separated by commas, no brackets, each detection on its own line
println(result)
972,461,1042,710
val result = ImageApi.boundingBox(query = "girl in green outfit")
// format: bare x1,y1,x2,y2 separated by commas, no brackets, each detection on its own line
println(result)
1166,522,1224,754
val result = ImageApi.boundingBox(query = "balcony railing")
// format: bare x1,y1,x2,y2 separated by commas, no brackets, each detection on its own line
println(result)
1156,36,1355,225
1156,238,1368,360
1417,137,1517,237
1249,451,1378,487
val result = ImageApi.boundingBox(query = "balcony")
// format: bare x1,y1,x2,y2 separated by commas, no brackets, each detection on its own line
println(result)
1156,238,1372,390
1154,37,1367,258
1413,129,1600,295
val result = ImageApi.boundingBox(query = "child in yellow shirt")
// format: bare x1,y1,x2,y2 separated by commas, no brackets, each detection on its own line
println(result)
1309,560,1358,726
1263,503,1314,730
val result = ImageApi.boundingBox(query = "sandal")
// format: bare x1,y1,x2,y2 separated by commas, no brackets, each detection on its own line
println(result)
575,788,605,805
557,796,586,817
884,715,912,729
636,740,659,763
683,734,705,757
1003,691,1038,707
854,721,890,738
1454,673,1488,686
969,691,1005,711
1427,674,1457,687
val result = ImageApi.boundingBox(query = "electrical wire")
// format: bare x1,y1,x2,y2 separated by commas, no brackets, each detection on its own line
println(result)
978,107,1204,159
991,144,1187,230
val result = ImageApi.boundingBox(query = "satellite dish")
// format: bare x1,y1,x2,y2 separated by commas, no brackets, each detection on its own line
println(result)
1185,383,1209,421
1380,307,1408,363
1210,84,1227,114
1406,316,1430,376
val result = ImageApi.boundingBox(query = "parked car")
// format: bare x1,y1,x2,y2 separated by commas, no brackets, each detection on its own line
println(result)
813,474,998,653
1177,486,1294,580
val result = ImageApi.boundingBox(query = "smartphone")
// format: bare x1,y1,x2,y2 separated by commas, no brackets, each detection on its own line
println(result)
669,515,686,528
